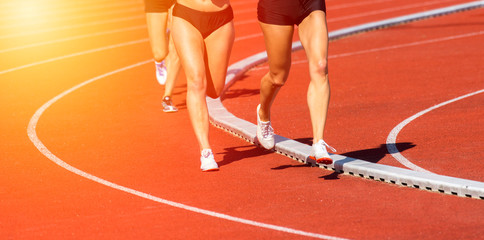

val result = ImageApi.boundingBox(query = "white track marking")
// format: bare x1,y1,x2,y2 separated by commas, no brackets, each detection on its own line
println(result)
8,25,480,75
0,1,141,22
0,15,145,40
330,31,484,58
386,89,484,172
0,32,263,75
0,25,147,54
0,5,258,40
328,0,462,22
250,30,484,71
1,0,462,40
0,19,258,53
27,61,349,240
0,7,143,30
0,19,258,54
330,0,398,10
0,39,148,75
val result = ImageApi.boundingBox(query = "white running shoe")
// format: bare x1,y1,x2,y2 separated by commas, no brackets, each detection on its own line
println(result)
162,96,178,113
155,60,167,85
309,140,336,164
256,104,274,149
200,149,219,172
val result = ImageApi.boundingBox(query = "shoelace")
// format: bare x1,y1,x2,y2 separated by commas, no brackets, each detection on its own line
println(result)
157,68,166,77
260,122,274,139
156,61,166,74
318,140,336,152
201,149,212,158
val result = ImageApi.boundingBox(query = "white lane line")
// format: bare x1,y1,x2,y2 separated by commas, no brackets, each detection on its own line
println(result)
0,39,148,75
0,15,145,40
0,18,258,53
386,89,484,172
0,1,143,21
0,25,147,54
328,0,462,23
0,4,258,40
0,0,461,41
27,60,349,240
0,6,143,29
0,31,263,75
330,0,398,10
250,30,484,71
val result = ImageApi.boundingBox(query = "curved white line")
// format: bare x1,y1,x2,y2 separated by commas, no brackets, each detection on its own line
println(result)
387,89,484,172
27,60,348,240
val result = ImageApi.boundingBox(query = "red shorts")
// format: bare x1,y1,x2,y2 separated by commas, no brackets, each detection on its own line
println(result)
257,0,326,26
144,0,175,13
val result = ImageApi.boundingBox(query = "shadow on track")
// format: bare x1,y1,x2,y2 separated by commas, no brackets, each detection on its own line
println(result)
217,145,273,167
318,142,416,180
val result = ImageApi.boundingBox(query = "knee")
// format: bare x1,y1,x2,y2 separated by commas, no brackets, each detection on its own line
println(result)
266,70,288,87
186,73,206,94
152,48,168,62
310,59,328,77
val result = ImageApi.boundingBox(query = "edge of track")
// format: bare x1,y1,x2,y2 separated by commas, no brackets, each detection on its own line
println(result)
207,1,484,200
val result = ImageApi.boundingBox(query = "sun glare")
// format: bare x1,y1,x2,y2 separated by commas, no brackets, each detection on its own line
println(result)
4,0,64,30
12,0,46,19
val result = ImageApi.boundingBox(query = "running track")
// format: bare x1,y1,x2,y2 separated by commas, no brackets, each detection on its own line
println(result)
1,0,483,239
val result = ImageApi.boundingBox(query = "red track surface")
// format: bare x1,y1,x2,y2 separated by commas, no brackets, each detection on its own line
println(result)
1,0,483,239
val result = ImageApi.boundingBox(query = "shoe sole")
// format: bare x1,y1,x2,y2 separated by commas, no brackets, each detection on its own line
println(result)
202,168,219,172
162,105,178,113
256,135,274,150
309,156,333,165
163,109,178,113
157,79,167,85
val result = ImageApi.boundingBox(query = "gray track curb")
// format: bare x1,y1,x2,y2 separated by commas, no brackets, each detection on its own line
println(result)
207,1,484,200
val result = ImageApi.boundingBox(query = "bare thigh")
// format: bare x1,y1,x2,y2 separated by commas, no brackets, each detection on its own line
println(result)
259,22,294,84
146,12,169,59
171,16,206,85
298,10,329,74
204,21,235,97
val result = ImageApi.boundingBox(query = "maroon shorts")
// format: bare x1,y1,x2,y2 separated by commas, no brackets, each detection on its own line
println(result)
257,0,326,26
173,3,234,39
144,0,175,13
